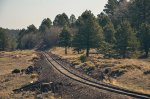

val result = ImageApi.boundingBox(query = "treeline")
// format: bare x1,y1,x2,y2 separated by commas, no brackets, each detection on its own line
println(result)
59,0,150,58
0,0,150,58
0,28,19,51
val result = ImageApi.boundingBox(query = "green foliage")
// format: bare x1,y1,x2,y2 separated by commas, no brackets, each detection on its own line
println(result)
18,25,40,49
116,21,139,58
103,22,116,44
58,26,71,54
39,18,52,32
139,23,150,57
97,12,111,28
103,0,119,16
69,14,77,26
97,41,116,58
58,26,71,47
73,10,104,57
53,13,70,27
19,33,39,49
129,0,150,29
80,55,87,63
27,24,37,33
0,27,17,51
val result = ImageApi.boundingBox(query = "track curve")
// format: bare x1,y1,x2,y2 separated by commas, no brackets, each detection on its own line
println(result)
42,52,150,99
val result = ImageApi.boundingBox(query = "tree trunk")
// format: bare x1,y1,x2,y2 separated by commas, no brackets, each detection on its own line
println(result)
86,47,89,57
122,49,126,59
65,47,67,55
145,48,149,58
86,33,90,57
144,44,149,58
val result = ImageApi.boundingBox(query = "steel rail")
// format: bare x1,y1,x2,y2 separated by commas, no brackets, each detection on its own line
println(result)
42,52,150,99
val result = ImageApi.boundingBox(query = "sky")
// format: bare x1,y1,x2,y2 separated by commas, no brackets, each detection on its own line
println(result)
0,0,108,29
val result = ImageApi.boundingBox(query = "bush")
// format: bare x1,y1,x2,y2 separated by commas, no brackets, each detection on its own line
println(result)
143,70,150,75
80,55,87,63
12,69,20,74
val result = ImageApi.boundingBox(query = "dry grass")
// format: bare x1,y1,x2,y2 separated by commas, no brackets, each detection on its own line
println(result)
0,50,36,75
0,50,61,99
51,47,150,94
0,50,37,98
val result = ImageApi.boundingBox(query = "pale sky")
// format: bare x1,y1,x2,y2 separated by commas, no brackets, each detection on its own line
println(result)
0,0,108,29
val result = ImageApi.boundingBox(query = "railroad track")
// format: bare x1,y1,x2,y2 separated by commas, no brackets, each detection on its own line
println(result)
42,52,150,99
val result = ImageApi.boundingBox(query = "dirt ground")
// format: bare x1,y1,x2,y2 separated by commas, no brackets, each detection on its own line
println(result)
50,47,150,94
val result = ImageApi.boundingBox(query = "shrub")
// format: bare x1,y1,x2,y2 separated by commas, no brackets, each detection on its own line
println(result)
143,70,150,75
12,69,20,74
80,55,87,63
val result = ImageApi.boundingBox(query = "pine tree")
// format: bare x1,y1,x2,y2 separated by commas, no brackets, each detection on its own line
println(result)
53,13,70,27
129,0,150,57
129,0,150,29
97,12,111,28
103,0,119,16
58,26,71,55
39,18,52,32
116,21,139,58
103,22,116,44
73,10,103,57
69,14,77,27
139,23,150,57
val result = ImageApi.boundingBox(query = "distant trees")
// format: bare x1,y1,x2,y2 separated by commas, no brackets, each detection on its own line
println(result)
73,10,103,57
69,14,77,26
27,24,37,33
39,18,52,33
17,18,58,50
1,2,150,59
18,25,39,49
0,27,17,51
53,13,70,27
58,26,71,55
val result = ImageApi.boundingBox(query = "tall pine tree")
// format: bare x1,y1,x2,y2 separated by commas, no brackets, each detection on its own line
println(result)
73,10,103,57
139,23,150,57
116,21,139,58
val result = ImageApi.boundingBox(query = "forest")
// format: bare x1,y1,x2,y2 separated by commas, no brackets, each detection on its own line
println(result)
0,0,150,59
